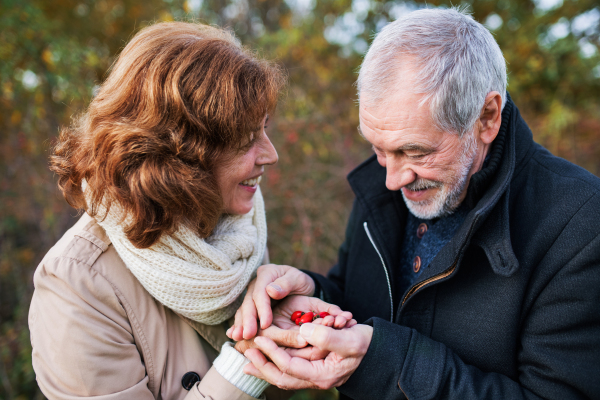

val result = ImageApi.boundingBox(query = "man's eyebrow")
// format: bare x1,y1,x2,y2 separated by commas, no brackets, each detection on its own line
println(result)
396,143,433,153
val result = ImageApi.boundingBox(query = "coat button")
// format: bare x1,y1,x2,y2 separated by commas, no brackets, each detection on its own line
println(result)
416,223,428,239
412,256,421,273
181,371,201,390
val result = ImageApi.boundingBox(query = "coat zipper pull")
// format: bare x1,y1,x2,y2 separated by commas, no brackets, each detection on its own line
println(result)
363,222,394,322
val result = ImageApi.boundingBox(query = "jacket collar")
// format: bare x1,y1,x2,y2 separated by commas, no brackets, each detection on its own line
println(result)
347,95,534,277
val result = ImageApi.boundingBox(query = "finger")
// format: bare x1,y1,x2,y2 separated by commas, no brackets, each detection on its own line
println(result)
259,325,307,348
232,325,244,342
346,319,358,328
242,361,267,380
242,296,259,340
231,309,244,341
333,315,348,329
310,316,333,327
306,298,353,321
226,326,233,338
234,339,257,354
253,336,319,380
321,315,335,327
299,323,371,357
286,346,331,361
253,268,280,329
244,348,314,390
266,276,294,300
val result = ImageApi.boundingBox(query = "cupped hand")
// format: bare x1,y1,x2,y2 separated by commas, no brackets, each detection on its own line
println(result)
242,323,373,390
227,264,316,341
232,295,355,358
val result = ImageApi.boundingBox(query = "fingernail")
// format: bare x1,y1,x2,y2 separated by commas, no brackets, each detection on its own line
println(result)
226,327,232,337
268,283,282,292
300,323,315,339
254,336,267,346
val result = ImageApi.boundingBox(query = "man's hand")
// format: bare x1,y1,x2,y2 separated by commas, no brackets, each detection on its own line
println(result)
242,323,373,390
227,265,316,340
233,295,355,359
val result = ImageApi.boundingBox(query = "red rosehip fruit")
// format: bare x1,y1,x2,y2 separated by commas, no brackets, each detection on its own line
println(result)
295,318,301,325
298,312,314,325
291,311,303,322
318,312,330,319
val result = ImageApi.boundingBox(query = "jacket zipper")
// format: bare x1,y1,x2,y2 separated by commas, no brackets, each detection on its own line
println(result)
401,260,458,306
363,222,394,322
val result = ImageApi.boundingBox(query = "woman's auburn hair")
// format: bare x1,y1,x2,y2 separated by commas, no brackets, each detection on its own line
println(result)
50,22,284,248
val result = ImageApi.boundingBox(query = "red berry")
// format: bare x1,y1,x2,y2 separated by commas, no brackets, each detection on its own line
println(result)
295,317,301,325
291,311,303,322
319,312,330,319
298,312,314,325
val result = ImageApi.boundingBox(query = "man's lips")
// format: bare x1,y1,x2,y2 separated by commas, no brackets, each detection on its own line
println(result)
402,186,433,201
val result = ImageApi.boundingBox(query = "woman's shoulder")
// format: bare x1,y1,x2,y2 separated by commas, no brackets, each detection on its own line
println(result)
35,213,138,298
29,215,164,398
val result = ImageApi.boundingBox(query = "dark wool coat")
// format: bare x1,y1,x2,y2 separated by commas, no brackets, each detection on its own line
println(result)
306,97,600,400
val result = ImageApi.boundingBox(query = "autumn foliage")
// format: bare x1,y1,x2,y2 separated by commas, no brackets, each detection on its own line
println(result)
1,0,599,398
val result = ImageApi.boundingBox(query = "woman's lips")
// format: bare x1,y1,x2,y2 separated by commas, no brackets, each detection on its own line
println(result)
239,175,262,193
240,175,262,187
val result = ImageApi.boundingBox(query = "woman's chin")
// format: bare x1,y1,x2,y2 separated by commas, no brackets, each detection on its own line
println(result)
223,197,255,215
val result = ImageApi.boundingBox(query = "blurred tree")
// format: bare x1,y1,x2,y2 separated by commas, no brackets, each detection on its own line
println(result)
0,0,598,398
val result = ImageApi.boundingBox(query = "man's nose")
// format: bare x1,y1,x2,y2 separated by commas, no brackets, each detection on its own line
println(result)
385,159,416,191
257,133,278,166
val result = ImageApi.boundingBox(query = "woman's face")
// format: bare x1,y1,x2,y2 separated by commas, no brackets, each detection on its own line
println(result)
214,115,278,215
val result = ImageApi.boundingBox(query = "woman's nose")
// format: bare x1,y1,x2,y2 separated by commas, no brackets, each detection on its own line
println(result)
257,132,278,166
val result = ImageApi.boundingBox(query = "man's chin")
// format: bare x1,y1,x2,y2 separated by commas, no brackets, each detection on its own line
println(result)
402,190,457,220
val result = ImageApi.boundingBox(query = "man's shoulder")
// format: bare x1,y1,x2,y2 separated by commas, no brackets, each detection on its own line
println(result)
509,143,600,246
518,143,600,200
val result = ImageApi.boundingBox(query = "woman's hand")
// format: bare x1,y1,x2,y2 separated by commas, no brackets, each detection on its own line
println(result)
243,323,373,391
233,295,356,359
228,264,316,341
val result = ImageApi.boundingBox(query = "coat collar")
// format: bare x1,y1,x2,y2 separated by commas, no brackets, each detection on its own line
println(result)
347,95,534,277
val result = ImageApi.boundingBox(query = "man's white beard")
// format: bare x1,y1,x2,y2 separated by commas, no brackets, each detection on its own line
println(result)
402,134,477,219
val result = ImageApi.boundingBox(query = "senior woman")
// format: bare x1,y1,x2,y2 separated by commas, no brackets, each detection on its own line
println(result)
28,22,349,400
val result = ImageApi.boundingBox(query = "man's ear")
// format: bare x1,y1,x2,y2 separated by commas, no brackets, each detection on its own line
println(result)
478,91,503,145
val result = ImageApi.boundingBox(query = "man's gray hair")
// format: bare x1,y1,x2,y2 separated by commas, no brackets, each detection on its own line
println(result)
357,7,507,136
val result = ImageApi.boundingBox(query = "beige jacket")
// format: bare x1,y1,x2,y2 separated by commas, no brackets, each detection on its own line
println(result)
29,214,284,400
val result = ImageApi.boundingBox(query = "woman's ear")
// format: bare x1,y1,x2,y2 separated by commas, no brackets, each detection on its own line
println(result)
478,91,503,145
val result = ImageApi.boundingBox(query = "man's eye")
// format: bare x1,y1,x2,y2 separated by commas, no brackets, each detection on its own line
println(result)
407,153,426,159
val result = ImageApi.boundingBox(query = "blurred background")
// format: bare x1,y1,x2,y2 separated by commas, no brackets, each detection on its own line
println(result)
0,0,599,398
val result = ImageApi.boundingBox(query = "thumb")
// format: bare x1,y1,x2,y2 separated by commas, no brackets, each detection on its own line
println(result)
299,323,372,358
266,276,294,300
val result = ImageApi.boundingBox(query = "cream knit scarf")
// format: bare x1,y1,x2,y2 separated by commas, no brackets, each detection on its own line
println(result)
84,182,267,325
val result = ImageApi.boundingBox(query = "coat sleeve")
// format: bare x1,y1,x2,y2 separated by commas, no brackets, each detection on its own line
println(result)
339,233,600,400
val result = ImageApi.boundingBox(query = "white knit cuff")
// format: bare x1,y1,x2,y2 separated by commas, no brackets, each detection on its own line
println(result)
213,342,270,398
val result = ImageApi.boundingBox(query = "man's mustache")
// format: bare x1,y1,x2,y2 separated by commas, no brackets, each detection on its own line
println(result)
404,178,443,191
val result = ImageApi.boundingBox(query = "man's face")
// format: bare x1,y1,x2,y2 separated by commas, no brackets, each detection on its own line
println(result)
359,88,481,219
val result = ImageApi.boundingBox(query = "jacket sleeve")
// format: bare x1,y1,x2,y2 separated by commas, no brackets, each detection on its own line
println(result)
303,200,361,307
339,233,600,400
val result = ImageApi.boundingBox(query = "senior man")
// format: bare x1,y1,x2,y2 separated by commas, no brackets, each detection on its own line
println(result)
228,8,600,399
